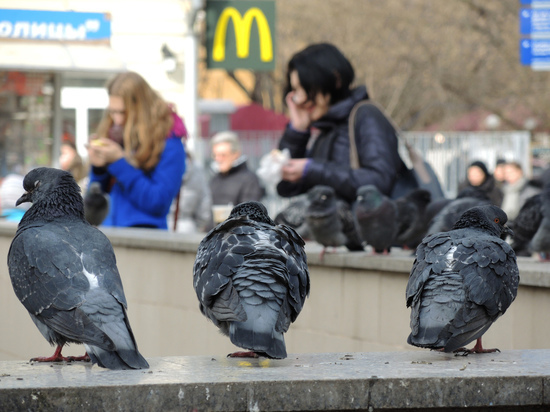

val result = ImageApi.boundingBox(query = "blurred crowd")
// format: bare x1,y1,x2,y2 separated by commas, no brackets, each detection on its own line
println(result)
1,43,550,262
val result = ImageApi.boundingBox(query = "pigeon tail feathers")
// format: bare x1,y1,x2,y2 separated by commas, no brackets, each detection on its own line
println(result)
229,304,287,359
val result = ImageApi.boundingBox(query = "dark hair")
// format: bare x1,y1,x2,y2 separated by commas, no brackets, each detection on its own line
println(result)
468,161,490,179
284,43,355,105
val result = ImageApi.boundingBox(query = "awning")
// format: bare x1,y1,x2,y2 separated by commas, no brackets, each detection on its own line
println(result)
0,41,126,73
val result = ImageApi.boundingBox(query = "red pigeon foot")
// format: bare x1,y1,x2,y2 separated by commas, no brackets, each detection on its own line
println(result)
227,351,260,358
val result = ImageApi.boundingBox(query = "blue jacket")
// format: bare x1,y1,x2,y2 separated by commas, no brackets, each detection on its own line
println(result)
89,132,186,229
277,86,406,203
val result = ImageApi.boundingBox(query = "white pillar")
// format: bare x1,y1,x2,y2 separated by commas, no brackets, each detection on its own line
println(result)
182,0,204,154
183,29,198,152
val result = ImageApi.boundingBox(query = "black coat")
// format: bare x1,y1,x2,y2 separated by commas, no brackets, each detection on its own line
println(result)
277,86,406,203
210,160,265,206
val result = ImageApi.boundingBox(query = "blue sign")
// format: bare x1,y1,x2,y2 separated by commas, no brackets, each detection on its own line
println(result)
0,9,111,41
521,0,550,7
520,39,550,65
520,8,550,36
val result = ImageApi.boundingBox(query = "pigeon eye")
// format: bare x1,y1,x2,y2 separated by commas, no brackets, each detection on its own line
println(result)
321,195,327,200
494,218,500,224
34,180,41,188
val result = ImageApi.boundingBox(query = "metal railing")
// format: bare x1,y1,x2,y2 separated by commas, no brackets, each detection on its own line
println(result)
196,130,532,216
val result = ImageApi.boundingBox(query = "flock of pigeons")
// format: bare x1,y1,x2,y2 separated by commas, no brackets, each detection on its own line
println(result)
6,167,528,370
278,183,550,260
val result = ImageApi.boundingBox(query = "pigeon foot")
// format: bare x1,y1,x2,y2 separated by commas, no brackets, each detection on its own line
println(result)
454,338,500,356
227,351,260,358
30,345,90,363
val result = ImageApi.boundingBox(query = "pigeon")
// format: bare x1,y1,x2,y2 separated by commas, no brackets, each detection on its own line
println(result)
193,201,310,359
305,185,364,257
274,195,311,240
406,205,519,354
427,189,491,236
509,193,543,257
7,167,148,370
353,185,398,254
394,188,432,250
84,181,109,226
527,184,550,260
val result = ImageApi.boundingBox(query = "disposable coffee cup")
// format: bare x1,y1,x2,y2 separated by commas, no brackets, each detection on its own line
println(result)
212,204,233,224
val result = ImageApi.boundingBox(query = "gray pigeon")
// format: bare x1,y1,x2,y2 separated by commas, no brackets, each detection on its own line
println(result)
427,189,491,236
509,193,543,257
274,194,311,240
395,188,432,250
8,167,148,370
353,185,398,254
193,201,310,359
84,181,109,226
406,205,519,354
305,185,364,257
529,184,550,260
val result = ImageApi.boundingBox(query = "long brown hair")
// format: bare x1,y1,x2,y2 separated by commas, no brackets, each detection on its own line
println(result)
96,71,173,171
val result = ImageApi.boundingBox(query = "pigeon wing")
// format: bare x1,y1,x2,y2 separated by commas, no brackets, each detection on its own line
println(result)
337,199,364,251
193,217,251,325
271,223,310,326
437,232,519,351
8,222,126,348
511,194,542,253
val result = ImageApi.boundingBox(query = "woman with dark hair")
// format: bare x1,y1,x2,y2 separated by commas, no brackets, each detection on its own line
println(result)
277,43,407,203
458,160,503,207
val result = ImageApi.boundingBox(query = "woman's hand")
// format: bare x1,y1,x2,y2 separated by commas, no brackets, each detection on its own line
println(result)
87,137,124,167
281,158,309,182
286,92,312,132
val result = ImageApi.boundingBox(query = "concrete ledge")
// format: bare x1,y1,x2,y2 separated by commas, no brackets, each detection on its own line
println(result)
0,350,549,411
1,222,549,289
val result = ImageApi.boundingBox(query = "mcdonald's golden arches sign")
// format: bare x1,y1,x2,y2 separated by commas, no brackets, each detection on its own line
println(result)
206,0,276,70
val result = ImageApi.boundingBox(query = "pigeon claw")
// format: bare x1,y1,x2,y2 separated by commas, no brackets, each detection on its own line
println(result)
453,338,500,356
30,345,90,363
227,351,260,358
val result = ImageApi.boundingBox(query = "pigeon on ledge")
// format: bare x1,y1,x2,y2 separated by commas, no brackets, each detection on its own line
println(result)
193,201,310,359
305,185,363,258
406,205,519,354
83,181,109,226
8,167,148,370
353,185,398,254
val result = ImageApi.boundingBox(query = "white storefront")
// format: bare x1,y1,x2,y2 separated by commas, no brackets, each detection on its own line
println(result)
0,1,199,175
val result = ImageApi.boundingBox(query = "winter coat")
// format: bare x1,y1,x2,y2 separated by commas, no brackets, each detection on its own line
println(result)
171,159,213,233
458,175,503,207
277,86,407,203
501,177,542,221
209,158,265,206
89,113,186,229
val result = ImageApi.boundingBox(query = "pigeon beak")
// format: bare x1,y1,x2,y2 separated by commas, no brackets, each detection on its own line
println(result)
15,192,30,206
502,225,514,239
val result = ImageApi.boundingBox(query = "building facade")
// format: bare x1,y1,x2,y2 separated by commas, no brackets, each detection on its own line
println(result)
0,0,191,177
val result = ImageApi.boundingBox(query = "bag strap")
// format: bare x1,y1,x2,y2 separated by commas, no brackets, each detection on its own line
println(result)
348,100,431,183
172,187,181,232
347,100,371,170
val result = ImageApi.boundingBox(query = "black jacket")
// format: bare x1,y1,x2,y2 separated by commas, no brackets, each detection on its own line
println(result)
277,86,406,203
210,159,265,206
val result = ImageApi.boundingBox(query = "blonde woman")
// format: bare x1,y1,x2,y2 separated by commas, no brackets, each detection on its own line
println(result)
87,71,186,229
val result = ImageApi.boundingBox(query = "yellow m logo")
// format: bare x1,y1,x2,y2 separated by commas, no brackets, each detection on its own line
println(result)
212,6,273,62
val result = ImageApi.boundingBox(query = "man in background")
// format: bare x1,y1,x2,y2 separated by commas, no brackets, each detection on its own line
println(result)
209,131,265,212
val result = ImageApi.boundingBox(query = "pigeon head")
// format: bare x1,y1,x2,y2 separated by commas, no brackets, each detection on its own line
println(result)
407,189,432,207
356,185,383,208
17,167,84,219
229,201,275,225
307,185,337,215
453,205,513,239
